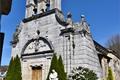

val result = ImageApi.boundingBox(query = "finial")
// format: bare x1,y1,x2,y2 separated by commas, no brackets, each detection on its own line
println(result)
81,15,85,18
67,12,72,18
81,15,86,22
67,12,73,25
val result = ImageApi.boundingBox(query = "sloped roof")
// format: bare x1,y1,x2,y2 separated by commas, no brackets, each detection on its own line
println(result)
93,40,120,59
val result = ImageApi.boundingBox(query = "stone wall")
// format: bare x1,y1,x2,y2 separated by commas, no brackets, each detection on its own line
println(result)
108,53,120,80
11,9,103,79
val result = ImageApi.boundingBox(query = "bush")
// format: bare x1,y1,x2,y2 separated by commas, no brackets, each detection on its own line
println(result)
70,66,98,80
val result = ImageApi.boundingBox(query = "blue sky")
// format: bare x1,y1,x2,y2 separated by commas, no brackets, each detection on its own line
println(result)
1,0,120,65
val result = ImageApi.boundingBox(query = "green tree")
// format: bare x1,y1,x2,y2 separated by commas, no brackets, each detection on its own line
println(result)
47,54,67,80
107,67,114,80
5,57,14,80
14,55,22,80
5,55,22,80
58,55,67,80
46,53,58,80
71,66,98,80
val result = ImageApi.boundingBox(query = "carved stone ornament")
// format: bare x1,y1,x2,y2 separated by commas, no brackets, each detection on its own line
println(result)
23,37,52,54
11,25,22,48
56,10,65,22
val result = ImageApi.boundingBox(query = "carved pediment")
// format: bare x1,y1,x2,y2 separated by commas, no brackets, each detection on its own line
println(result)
24,39,51,54
22,37,53,55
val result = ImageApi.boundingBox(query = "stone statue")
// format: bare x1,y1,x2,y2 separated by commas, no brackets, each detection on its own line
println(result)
49,69,58,80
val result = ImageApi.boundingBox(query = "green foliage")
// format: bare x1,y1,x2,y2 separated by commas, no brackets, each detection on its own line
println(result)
71,66,98,80
14,55,22,80
5,55,22,80
5,57,14,80
46,54,58,80
58,55,67,80
46,54,67,80
58,56,64,72
107,67,114,80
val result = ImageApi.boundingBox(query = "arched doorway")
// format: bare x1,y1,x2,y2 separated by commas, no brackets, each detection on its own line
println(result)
21,37,54,80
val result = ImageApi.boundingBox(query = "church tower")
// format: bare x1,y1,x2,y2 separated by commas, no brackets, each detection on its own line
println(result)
25,0,61,18
11,0,103,80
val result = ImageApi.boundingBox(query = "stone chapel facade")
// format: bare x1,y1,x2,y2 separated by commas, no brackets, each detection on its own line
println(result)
11,0,120,80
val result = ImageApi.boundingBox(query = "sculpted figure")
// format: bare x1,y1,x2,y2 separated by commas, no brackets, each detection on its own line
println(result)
49,69,58,80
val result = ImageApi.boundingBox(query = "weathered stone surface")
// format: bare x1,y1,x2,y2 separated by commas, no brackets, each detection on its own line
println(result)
11,10,103,79
11,0,120,80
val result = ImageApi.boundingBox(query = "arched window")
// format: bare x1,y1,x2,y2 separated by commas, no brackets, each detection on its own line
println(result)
33,0,38,14
46,0,50,11
33,0,37,5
